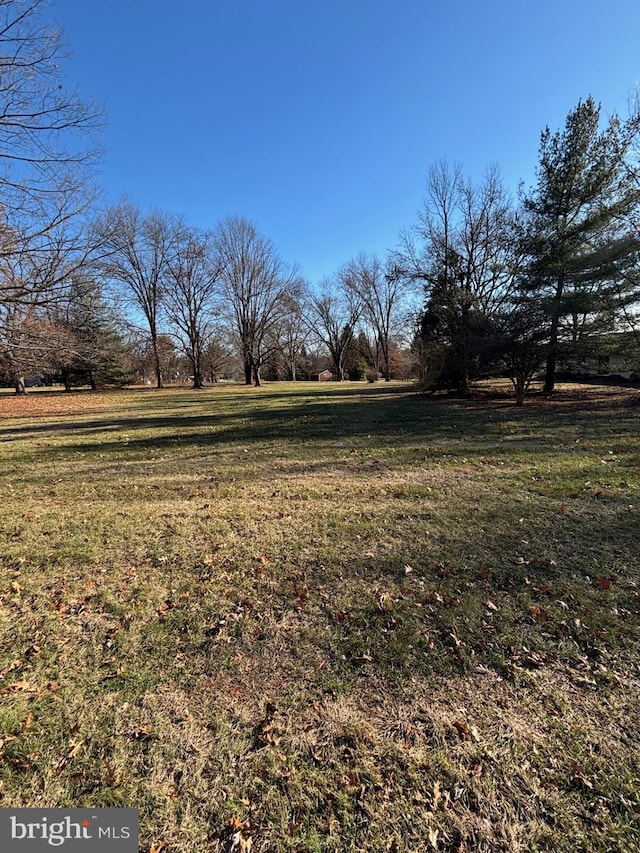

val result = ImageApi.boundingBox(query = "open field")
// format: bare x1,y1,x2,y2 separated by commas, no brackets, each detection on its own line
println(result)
0,381,638,852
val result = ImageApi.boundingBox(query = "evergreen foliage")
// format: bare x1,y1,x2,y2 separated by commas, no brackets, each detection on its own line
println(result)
521,97,640,391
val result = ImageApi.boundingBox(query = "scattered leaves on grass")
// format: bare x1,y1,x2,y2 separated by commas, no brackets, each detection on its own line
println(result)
515,556,557,568
570,761,594,790
378,592,393,611
1,383,639,852
2,680,32,694
52,739,85,772
253,702,279,747
0,659,23,679
224,818,253,853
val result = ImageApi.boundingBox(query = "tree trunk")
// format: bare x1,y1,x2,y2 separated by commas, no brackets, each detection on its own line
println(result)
153,348,164,389
380,339,391,381
544,275,564,394
244,358,252,385
190,349,204,389
543,350,556,393
192,365,204,389
459,301,470,394
544,307,560,393
14,375,26,395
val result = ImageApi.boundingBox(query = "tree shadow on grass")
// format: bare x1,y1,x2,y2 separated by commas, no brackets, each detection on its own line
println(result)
2,384,638,474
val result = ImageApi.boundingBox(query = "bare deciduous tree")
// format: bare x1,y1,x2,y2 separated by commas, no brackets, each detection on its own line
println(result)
305,276,362,380
96,202,175,388
266,279,309,380
395,161,517,392
343,253,407,381
0,0,103,392
0,0,101,231
163,226,220,389
214,216,296,386
0,219,102,391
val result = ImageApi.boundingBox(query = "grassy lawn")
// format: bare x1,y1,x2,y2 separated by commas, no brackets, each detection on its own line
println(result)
0,381,638,852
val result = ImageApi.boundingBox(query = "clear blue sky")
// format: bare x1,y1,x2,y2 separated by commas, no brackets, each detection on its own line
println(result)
53,0,640,283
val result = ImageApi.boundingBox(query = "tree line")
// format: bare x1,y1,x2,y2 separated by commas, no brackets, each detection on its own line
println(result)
1,0,639,401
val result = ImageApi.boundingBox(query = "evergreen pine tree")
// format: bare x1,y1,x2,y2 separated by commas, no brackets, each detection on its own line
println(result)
522,97,640,392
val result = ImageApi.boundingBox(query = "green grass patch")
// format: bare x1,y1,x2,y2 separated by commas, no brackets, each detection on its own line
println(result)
0,381,638,851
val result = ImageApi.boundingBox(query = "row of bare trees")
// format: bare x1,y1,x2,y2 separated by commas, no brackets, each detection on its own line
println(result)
0,1,418,393
5,2,637,400
0,0,416,393
1,201,414,392
92,201,414,389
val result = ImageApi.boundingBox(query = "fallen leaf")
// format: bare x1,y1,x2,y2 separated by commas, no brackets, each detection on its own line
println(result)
453,720,469,740
570,760,594,789
0,659,23,678
52,739,85,771
378,592,393,611
2,680,31,694
224,831,252,852
288,817,302,835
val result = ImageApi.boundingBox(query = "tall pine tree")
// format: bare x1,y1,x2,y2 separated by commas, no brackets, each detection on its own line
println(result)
522,97,640,392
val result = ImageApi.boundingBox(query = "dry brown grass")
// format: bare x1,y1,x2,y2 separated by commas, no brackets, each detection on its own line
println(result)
0,381,638,851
